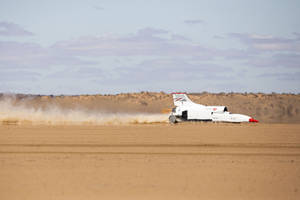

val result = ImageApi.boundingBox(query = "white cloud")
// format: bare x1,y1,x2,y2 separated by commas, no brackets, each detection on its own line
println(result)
0,21,33,36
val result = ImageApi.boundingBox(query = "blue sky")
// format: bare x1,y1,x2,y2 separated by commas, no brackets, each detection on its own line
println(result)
0,0,300,94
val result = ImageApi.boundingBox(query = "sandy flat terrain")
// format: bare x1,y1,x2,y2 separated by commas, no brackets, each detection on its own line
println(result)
0,123,300,200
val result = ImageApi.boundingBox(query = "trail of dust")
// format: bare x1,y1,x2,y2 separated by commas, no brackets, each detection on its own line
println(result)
0,96,169,125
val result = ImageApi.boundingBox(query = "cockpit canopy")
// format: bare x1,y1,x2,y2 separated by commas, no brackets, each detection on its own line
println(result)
206,106,228,113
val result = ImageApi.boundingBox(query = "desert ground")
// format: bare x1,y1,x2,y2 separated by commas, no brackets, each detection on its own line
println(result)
0,93,300,199
1,124,300,200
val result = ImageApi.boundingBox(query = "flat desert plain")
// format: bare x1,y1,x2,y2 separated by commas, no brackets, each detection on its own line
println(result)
0,123,300,200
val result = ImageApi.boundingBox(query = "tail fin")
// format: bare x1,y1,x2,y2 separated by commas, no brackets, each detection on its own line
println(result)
172,93,193,106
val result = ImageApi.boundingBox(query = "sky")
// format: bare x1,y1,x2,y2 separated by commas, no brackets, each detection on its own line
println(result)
0,0,300,94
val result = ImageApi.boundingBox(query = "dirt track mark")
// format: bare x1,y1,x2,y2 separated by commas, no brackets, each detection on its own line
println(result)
1,143,300,156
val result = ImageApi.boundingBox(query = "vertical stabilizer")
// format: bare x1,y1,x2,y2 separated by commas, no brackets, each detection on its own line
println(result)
172,93,193,106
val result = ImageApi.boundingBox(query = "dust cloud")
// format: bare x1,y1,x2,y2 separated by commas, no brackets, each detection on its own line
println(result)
0,95,168,125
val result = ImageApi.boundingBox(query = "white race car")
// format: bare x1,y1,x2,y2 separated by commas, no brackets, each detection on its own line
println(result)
169,93,258,123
